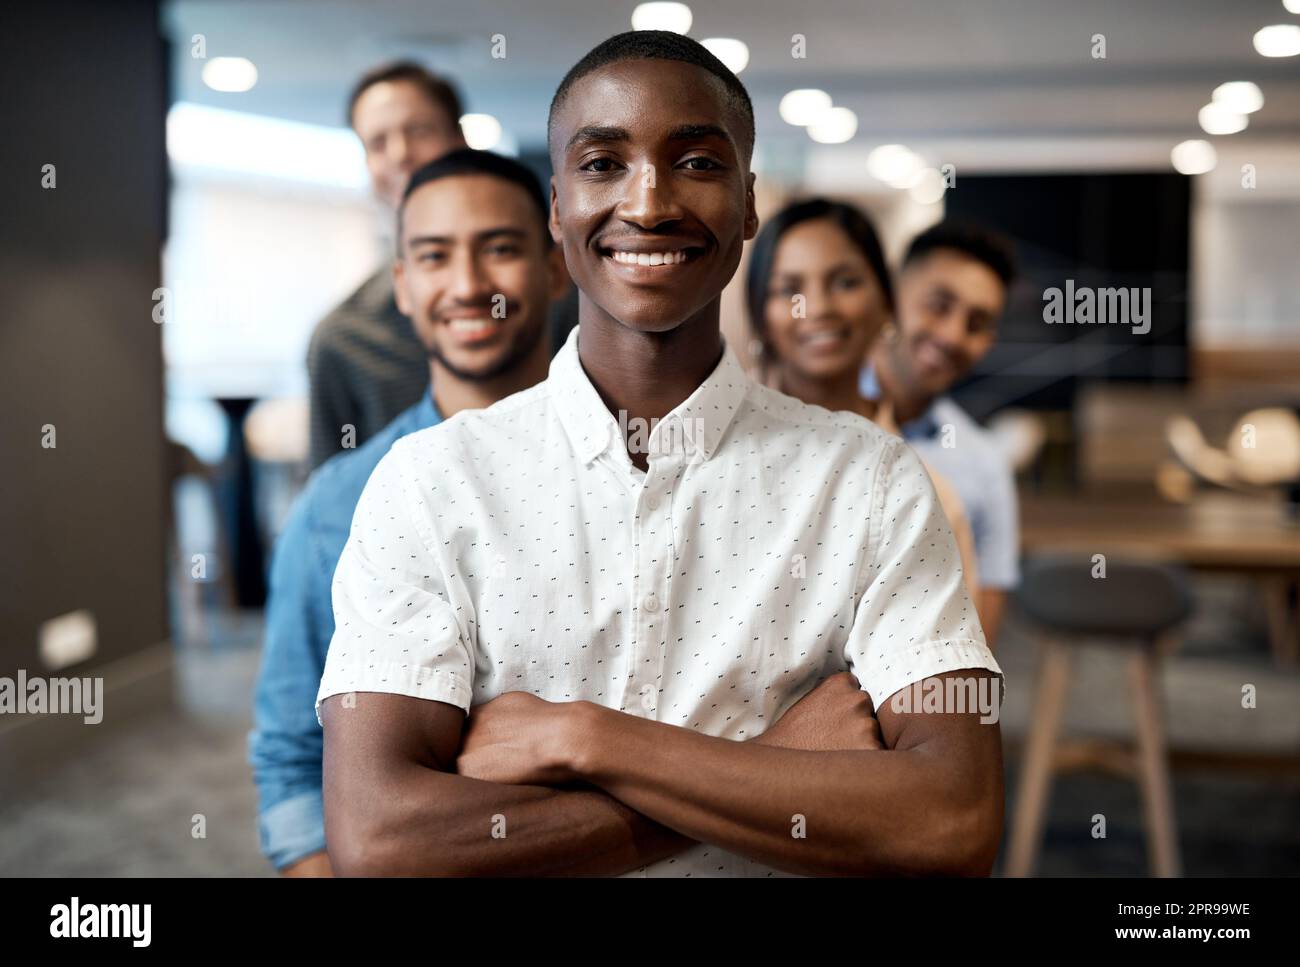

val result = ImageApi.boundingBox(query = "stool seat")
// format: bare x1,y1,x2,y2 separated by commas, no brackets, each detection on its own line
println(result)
1016,555,1192,639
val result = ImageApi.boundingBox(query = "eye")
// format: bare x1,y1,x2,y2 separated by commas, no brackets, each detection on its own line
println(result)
681,156,722,171
579,157,620,173
487,242,521,257
417,251,447,264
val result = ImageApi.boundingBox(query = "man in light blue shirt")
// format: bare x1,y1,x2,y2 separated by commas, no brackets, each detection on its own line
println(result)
249,148,570,875
863,222,1020,643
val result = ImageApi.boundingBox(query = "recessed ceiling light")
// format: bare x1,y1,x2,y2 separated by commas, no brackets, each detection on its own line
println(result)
1198,102,1248,135
779,89,831,126
867,144,923,188
807,106,857,144
202,56,258,93
1212,81,1264,114
701,38,749,74
1253,24,1300,57
631,2,692,34
460,113,502,150
909,168,948,204
1171,139,1216,175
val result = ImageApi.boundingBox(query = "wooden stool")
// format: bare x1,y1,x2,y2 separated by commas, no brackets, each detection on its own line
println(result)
1005,555,1192,877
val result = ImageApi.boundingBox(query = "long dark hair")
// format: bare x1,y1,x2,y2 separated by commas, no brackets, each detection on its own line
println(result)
745,198,895,360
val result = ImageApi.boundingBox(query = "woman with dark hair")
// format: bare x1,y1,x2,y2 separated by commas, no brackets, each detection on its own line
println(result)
746,198,984,608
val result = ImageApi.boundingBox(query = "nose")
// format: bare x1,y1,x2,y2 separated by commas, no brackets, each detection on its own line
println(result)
804,280,838,322
615,162,683,230
389,130,412,169
447,248,492,304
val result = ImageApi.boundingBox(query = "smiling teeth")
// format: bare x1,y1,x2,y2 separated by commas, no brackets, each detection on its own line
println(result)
610,250,687,265
449,318,496,333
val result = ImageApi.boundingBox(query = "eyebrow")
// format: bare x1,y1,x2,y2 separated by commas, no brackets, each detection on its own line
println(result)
564,122,735,152
406,227,530,247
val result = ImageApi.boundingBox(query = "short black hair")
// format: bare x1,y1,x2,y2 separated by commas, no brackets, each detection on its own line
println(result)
746,198,894,353
397,149,551,251
902,221,1017,289
547,30,754,164
347,60,464,131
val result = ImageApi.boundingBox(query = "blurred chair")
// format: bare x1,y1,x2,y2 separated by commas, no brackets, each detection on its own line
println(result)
987,408,1047,475
1165,407,1300,491
243,395,312,559
1006,554,1193,878
244,396,310,466
165,438,235,646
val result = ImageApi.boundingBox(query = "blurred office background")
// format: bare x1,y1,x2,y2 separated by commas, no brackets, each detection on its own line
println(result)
2,0,1298,875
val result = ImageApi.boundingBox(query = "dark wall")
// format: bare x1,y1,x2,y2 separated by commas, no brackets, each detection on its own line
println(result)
944,172,1191,418
0,1,169,675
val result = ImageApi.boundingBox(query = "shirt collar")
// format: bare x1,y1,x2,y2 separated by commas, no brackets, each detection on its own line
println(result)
549,323,750,465
415,386,443,431
859,360,942,440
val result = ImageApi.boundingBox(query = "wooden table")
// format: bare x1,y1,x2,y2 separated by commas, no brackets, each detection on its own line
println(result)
1020,490,1300,661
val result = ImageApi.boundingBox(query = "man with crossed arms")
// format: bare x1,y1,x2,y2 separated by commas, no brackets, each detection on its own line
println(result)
317,31,1004,877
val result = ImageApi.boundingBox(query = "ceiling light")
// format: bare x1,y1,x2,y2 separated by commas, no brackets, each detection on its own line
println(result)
1171,139,1217,175
1253,24,1300,57
1212,81,1264,114
867,144,923,188
202,57,258,93
1198,102,1248,135
807,106,857,143
460,114,502,150
779,89,832,126
631,2,692,34
700,38,749,74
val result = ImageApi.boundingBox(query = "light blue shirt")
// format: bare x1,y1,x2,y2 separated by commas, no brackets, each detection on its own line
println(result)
861,364,1020,589
248,388,441,869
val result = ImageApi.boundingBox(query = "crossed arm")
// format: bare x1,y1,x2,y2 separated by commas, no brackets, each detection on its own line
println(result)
321,668,1004,877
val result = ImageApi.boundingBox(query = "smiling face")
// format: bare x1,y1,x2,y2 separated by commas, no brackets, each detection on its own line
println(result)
353,79,465,210
394,173,565,381
889,248,1006,397
762,217,892,382
548,58,757,334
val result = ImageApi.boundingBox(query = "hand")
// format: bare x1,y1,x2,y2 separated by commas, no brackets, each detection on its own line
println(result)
281,851,334,877
455,691,584,786
750,671,885,752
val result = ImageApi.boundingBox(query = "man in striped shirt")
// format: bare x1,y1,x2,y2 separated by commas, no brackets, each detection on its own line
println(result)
307,62,467,469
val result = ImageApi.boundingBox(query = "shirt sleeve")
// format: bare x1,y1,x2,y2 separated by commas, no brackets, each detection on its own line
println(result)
845,436,1003,708
315,442,474,724
971,447,1020,590
248,489,331,869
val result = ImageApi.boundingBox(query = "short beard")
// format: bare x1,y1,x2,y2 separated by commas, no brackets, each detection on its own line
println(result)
427,318,548,383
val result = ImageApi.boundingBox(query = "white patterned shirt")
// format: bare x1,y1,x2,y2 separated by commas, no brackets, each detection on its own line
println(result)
317,323,1002,877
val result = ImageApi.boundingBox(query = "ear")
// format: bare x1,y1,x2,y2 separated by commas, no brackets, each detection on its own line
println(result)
392,257,411,317
743,170,759,242
546,242,571,303
548,176,564,247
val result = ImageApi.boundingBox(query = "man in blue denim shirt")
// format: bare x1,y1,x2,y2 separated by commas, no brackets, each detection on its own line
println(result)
249,148,570,874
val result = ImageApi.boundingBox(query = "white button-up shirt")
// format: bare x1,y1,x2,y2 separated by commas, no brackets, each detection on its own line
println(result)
317,323,1002,877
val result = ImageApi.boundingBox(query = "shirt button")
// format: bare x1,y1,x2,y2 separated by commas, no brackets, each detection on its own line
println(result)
647,494,659,510
642,592,660,613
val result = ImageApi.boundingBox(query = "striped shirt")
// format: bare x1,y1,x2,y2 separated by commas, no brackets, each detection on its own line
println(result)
306,268,429,470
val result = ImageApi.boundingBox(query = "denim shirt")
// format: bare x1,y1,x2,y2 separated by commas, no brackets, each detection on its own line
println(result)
248,388,441,869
